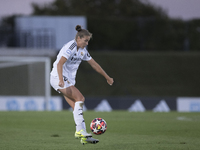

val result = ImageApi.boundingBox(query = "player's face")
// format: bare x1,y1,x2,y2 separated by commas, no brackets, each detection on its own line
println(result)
77,36,90,49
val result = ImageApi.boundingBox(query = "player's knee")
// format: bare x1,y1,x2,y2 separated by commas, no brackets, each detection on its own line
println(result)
77,96,85,102
81,96,85,102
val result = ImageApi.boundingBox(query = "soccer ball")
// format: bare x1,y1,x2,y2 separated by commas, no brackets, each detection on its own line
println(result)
90,118,107,135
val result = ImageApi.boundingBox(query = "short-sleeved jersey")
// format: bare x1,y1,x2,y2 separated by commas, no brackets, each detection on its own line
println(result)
50,39,92,84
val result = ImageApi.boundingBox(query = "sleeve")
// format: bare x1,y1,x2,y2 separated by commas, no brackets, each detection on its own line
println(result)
60,45,73,59
82,50,92,61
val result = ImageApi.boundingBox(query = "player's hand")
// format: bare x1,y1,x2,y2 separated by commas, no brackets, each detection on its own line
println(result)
58,80,65,87
107,77,114,86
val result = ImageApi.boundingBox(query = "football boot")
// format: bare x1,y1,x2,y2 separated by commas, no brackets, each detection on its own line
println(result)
81,137,99,145
75,129,92,139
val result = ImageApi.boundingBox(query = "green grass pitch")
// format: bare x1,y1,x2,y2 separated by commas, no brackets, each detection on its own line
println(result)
0,111,200,150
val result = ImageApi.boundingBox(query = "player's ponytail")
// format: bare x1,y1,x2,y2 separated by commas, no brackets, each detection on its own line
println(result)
75,25,92,40
75,25,82,32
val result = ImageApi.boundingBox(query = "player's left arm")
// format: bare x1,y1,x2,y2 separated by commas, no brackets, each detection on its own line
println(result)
87,58,114,86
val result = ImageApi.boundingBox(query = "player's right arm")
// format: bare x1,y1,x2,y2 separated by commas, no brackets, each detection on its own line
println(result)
57,56,67,87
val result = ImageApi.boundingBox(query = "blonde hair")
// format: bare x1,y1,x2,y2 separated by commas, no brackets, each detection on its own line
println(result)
75,25,92,40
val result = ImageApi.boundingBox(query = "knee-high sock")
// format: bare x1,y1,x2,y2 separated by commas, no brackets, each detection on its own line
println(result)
73,101,86,132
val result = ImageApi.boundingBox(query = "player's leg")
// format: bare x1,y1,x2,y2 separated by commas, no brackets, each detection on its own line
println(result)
59,85,85,103
63,95,75,110
59,86,91,138
63,95,90,138
50,76,97,144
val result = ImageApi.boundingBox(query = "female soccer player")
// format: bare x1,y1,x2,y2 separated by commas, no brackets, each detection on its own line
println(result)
50,25,114,144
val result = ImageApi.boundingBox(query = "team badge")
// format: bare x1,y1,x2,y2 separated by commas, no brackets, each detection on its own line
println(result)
81,52,84,56
66,50,71,55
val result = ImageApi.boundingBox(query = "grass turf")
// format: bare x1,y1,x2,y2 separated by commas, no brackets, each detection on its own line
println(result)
0,111,200,150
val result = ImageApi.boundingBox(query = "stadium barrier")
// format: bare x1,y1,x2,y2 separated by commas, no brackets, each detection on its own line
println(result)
177,97,200,112
0,96,62,111
63,96,200,112
1,96,200,112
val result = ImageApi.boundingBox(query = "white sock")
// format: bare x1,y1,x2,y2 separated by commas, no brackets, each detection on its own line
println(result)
73,101,85,132
82,120,86,131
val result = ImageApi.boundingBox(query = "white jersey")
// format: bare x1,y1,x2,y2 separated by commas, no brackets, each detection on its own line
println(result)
50,39,92,85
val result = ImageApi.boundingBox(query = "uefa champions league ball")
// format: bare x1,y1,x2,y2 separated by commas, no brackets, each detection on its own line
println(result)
90,118,107,135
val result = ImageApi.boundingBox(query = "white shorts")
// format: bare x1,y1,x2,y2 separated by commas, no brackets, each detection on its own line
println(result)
50,75,74,93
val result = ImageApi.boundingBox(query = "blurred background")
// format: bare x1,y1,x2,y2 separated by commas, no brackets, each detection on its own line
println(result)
0,0,200,112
